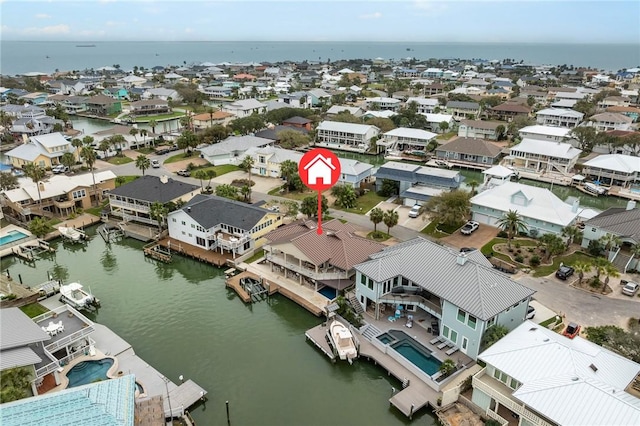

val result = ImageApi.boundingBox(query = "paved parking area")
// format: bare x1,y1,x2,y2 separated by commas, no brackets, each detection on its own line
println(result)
529,300,557,323
365,202,427,232
212,170,282,194
441,223,498,250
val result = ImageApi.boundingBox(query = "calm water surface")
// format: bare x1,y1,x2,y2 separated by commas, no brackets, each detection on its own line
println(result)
3,227,435,426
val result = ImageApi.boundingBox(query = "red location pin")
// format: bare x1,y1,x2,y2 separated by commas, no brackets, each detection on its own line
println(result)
298,148,341,234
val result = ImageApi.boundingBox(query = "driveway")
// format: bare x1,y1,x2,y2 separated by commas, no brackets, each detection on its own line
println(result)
396,205,429,231
441,223,498,250
212,170,282,194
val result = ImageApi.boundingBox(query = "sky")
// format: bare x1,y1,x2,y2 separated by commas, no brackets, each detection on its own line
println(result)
1,0,639,43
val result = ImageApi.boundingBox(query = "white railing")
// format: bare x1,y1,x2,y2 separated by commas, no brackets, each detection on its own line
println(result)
486,409,509,426
110,199,150,212
45,326,95,353
266,254,349,280
36,361,61,378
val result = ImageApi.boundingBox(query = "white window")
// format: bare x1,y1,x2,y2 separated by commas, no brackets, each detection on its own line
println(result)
72,189,86,199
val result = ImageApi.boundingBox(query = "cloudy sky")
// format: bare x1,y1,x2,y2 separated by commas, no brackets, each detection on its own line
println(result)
1,0,639,43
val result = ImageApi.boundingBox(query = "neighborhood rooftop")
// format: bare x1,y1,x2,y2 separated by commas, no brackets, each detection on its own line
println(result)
108,175,198,203
179,194,273,231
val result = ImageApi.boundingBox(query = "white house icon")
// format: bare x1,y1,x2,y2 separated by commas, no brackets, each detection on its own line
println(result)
303,153,336,185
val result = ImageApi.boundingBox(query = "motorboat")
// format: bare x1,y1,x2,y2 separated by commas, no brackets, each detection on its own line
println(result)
583,182,608,196
59,282,100,310
328,320,358,364
58,226,87,242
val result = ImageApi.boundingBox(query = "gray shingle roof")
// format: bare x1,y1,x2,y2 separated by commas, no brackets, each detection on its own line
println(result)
0,307,50,351
179,194,272,231
447,101,480,110
436,137,503,158
355,238,535,320
108,175,198,203
585,207,640,241
0,346,43,370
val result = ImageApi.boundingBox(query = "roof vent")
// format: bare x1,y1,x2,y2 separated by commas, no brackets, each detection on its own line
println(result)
529,327,537,332
187,206,191,212
543,338,550,342
590,364,598,372
571,377,579,381
456,252,468,266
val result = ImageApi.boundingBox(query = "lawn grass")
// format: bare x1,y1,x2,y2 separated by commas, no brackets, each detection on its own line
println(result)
436,131,457,140
20,303,49,318
243,250,265,264
115,176,140,187
136,147,156,155
421,221,449,238
106,156,133,165
85,200,109,217
164,152,200,164
367,231,391,241
334,191,386,215
532,251,595,277
277,189,318,201
134,111,185,122
194,164,240,176
539,316,560,328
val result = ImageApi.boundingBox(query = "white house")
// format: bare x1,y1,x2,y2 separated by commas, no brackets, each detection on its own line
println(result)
518,125,574,143
421,113,455,133
200,135,273,166
507,138,582,174
326,105,365,117
221,99,267,118
471,320,640,426
588,112,633,132
406,97,439,114
582,154,640,187
364,97,402,112
535,108,584,128
379,127,438,154
470,181,580,236
315,121,380,153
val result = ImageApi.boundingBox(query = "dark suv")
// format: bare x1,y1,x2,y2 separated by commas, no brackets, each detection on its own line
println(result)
555,265,575,280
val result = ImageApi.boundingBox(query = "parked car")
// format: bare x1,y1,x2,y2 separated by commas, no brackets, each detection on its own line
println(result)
51,165,69,174
622,281,639,297
176,169,191,177
151,160,161,168
155,148,170,155
555,265,575,280
460,221,479,235
562,322,581,339
408,205,421,218
526,305,536,320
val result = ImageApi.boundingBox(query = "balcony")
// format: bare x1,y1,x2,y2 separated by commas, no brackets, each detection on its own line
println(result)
266,253,349,280
379,289,442,316
215,233,250,251
54,198,75,209
472,368,554,426
109,199,150,213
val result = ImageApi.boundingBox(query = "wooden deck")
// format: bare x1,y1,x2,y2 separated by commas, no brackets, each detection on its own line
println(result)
157,237,232,267
305,322,336,361
225,271,256,303
265,279,324,317
166,379,208,418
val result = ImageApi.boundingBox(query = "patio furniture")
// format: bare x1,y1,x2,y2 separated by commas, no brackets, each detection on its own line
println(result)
430,336,442,345
446,346,459,356
437,341,448,350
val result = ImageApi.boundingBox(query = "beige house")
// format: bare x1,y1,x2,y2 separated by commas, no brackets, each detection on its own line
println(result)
192,111,235,130
5,133,80,169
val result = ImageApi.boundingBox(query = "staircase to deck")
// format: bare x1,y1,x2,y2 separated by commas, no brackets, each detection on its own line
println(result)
360,323,382,341
613,251,632,273
348,295,364,315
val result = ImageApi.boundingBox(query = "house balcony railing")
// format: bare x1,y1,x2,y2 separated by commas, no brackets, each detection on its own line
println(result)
472,368,554,426
266,253,349,280
45,326,95,354
214,234,251,250
109,199,150,213
53,199,75,209
35,360,62,379
378,291,442,316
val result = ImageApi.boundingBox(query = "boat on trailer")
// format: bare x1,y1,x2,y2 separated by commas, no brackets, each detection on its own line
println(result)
59,282,100,310
327,320,358,364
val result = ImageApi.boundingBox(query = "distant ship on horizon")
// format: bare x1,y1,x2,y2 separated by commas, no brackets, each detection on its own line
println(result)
76,44,96,48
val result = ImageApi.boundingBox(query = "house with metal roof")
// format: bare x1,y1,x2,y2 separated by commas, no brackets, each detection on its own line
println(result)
507,138,582,174
471,320,640,426
379,127,438,155
365,96,402,112
108,175,199,227
581,203,640,272
0,374,136,426
199,135,273,165
421,112,456,133
518,125,574,144
221,98,267,118
262,219,386,294
167,194,282,258
535,108,584,128
406,97,439,114
354,237,535,360
470,181,580,236
582,154,640,187
325,105,365,118
315,120,380,153
435,137,503,168
457,120,504,141
5,132,80,169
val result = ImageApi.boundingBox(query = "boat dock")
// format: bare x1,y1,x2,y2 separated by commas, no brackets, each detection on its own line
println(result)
157,237,231,267
143,242,173,263
225,271,257,303
305,322,336,362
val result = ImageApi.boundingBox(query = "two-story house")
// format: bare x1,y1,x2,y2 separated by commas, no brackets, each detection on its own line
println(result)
85,94,122,116
507,139,582,174
472,320,640,426
405,97,439,114
435,137,503,168
282,116,312,131
5,133,80,169
221,99,267,118
365,97,402,112
446,101,481,120
200,86,233,99
379,127,438,155
129,99,171,117
192,111,235,130
457,120,504,140
108,175,199,226
490,102,531,121
587,112,633,132
518,125,574,143
315,121,380,153
582,154,640,187
355,238,535,360
535,108,584,128
326,105,365,118
167,194,282,258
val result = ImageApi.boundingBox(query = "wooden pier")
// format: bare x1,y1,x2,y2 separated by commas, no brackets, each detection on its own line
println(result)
225,271,256,303
266,280,324,317
157,237,231,267
143,243,172,263
305,322,336,362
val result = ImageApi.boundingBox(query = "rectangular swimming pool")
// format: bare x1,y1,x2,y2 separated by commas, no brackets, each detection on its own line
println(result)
317,286,337,300
376,330,442,376
0,230,28,247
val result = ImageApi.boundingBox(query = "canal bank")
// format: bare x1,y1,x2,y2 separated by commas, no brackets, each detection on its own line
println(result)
3,226,437,425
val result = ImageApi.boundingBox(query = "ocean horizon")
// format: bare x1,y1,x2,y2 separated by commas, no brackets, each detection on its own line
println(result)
1,40,638,76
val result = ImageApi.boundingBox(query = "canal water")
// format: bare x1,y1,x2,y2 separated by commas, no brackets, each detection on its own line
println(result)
3,227,436,426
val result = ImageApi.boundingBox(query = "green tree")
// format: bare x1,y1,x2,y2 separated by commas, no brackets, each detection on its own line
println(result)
369,207,384,232
98,140,111,159
573,261,592,285
0,172,19,190
280,159,303,192
599,233,622,254
115,176,126,187
240,185,251,202
481,324,509,351
438,359,457,378
495,124,506,141
193,169,208,191
278,129,311,149
0,367,33,403
601,262,619,293
538,233,566,260
139,129,149,147
129,127,139,146
23,163,46,205
378,179,399,197
240,155,255,197
467,180,479,195
331,185,357,209
60,152,76,170
566,127,597,152
148,119,158,135
149,202,169,231
80,146,98,205
108,134,126,155
204,169,217,190
28,216,53,238
300,195,328,218
439,121,449,133
215,184,239,200
585,325,640,363
365,117,396,133
561,225,583,246
176,131,198,154
199,124,229,145
592,257,610,281
135,154,151,175
382,209,399,234
425,190,471,229
496,210,528,248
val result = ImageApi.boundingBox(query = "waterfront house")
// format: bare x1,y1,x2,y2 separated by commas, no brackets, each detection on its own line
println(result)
580,203,640,272
221,99,267,118
200,135,273,166
490,102,531,121
315,121,380,153
446,101,481,120
535,108,584,128
142,87,181,102
2,170,116,221
326,105,365,118
421,113,455,133
8,112,61,138
262,219,386,293
587,112,633,132
517,125,574,143
200,86,233,99
85,94,122,116
365,97,402,112
470,181,579,236
582,154,640,187
405,97,439,114
507,139,582,174
375,161,462,206
457,120,504,140
103,87,129,101
108,175,199,226
435,137,503,167
192,111,235,130
354,237,535,360
129,99,171,117
91,125,152,154
379,127,438,154
4,132,79,169
282,116,312,131
167,194,282,258
471,320,640,426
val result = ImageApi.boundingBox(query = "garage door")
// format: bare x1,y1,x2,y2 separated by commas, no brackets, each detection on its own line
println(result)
473,213,499,226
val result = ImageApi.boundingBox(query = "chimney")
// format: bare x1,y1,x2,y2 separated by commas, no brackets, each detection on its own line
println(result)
160,175,169,184
457,252,468,266
627,200,636,211
572,199,580,213
38,182,45,192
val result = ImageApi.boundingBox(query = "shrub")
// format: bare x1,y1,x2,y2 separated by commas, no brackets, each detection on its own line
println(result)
528,247,534,253
508,248,514,253
590,277,601,288
515,255,524,263
529,255,541,267
515,242,521,249
497,231,508,238
516,249,522,254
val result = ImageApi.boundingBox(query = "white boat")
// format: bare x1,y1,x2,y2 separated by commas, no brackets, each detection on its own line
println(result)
58,226,86,242
59,282,100,310
328,320,358,364
583,182,608,196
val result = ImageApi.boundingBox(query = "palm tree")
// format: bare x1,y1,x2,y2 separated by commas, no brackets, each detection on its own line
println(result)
602,262,620,293
140,129,149,147
599,233,622,256
193,169,207,191
240,155,255,197
135,155,151,175
129,127,139,147
280,160,298,193
80,146,98,205
60,152,76,171
467,180,479,195
496,210,528,249
148,119,158,136
562,225,583,246
109,134,126,156
149,202,168,232
240,185,251,202
369,207,384,232
573,261,591,285
592,257,610,282
23,163,46,205
383,209,399,235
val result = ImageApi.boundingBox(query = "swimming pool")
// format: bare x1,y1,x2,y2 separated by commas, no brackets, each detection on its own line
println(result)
317,286,337,300
377,330,442,376
0,230,28,247
66,358,114,388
